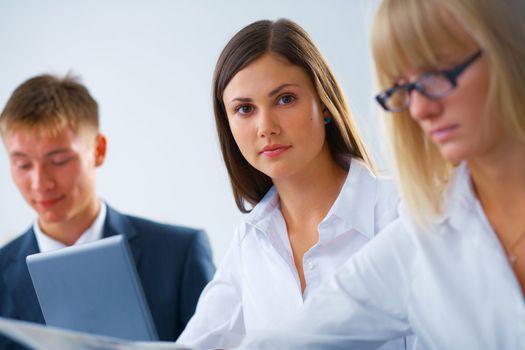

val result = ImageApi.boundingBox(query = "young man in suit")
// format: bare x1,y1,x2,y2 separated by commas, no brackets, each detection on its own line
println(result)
0,74,215,350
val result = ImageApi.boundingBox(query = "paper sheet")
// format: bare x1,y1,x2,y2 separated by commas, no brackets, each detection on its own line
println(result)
0,317,192,350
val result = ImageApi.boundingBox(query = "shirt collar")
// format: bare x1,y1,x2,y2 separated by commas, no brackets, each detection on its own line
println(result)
34,201,107,253
399,162,477,231
244,186,281,235
243,159,377,241
319,159,377,241
443,162,479,230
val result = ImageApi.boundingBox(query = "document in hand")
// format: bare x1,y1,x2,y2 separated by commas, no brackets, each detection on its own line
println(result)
0,317,192,350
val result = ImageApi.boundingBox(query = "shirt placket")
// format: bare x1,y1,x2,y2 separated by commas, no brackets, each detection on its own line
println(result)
266,211,305,299
302,246,321,299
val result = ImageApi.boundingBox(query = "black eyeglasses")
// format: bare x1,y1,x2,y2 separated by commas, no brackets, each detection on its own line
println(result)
375,50,483,112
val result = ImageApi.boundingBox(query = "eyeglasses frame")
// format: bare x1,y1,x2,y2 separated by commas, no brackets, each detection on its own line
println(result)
375,50,483,112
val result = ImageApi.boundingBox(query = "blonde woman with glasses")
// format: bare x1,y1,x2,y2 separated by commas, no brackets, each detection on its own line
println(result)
241,0,525,348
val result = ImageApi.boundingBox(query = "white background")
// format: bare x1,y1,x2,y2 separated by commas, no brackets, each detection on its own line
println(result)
0,0,385,263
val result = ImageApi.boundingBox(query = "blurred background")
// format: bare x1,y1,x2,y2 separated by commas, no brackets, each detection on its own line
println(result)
0,0,385,263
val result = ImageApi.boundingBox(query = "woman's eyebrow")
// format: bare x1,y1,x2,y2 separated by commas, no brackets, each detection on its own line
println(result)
268,83,299,97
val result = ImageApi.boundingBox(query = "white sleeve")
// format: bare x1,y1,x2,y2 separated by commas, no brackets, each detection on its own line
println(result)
177,227,245,350
239,219,415,350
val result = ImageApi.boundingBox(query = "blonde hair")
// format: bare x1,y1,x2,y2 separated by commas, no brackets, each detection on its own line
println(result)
371,0,525,226
0,73,99,138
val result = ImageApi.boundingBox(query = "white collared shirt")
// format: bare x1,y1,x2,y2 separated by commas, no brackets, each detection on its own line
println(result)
34,201,107,253
178,160,407,350
241,162,525,350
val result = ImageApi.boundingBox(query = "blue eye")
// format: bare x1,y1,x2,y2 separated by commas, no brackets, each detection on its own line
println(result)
277,94,295,105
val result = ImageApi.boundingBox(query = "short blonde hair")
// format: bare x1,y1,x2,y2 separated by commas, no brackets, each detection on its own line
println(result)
371,0,525,226
0,73,99,138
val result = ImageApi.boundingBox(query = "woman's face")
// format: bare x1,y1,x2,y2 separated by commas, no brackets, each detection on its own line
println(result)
402,43,505,164
222,53,330,181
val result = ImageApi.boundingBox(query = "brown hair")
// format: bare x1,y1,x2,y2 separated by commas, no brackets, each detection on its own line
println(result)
213,18,374,213
0,73,99,138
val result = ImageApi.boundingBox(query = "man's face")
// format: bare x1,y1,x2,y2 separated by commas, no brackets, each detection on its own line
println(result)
4,127,105,231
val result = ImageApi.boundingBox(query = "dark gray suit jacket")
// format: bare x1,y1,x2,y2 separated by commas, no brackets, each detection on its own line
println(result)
0,205,215,349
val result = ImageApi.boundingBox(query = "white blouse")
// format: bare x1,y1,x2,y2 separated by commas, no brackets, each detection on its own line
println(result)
240,162,525,350
177,160,408,350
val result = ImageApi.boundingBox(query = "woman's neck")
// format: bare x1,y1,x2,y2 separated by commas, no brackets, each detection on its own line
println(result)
274,155,348,231
468,138,525,246
469,139,525,214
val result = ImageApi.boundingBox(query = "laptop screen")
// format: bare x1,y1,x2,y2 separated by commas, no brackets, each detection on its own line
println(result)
26,235,159,341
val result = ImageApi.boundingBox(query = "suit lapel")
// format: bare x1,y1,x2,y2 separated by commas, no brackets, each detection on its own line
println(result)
4,230,45,323
102,205,143,268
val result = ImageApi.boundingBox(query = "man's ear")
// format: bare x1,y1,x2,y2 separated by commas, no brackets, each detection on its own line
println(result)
94,133,107,167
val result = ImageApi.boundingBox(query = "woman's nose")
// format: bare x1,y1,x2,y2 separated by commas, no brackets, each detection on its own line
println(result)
257,109,281,138
408,90,442,123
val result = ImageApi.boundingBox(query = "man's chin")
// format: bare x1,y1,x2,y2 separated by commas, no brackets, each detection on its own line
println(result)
37,212,69,227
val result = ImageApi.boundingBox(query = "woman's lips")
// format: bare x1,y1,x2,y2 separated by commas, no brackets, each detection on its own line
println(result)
259,145,291,158
430,125,458,143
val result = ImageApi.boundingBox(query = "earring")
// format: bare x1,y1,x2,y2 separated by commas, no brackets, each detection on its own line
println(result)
323,107,332,125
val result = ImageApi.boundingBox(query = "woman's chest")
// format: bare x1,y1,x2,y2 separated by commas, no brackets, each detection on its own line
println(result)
237,229,369,331
408,227,525,349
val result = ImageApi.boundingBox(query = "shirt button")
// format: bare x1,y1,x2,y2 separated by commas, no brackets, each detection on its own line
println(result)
306,261,316,270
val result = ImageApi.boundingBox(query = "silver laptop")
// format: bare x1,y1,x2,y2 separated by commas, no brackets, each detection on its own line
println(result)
26,235,159,341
